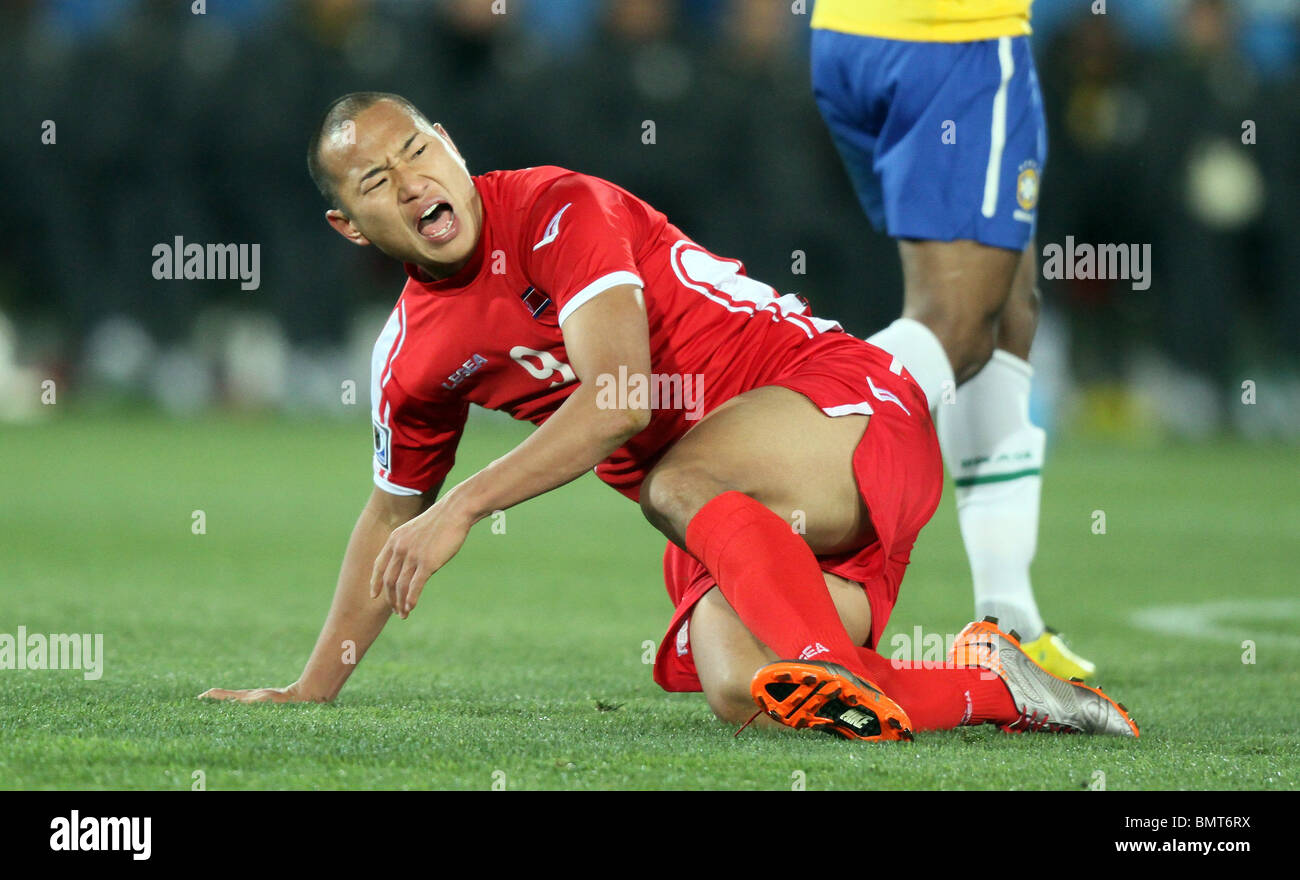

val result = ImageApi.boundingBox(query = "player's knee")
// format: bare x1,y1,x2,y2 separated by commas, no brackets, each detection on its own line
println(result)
640,463,732,542
997,282,1041,358
924,309,998,382
904,298,998,382
703,676,759,725
951,321,998,382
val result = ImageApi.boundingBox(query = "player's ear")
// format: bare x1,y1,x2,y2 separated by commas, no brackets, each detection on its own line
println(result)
433,123,463,162
326,209,370,247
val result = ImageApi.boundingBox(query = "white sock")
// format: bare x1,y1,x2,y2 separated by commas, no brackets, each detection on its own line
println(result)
936,349,1047,640
867,317,954,411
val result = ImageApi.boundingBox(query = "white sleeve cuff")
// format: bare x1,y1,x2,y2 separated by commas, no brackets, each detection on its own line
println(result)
557,271,644,326
373,471,423,496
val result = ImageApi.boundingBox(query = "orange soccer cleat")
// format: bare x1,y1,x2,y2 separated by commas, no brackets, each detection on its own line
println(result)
950,617,1140,737
749,660,914,742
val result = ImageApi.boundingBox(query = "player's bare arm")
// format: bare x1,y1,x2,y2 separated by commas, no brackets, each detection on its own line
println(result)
371,283,653,619
199,486,429,702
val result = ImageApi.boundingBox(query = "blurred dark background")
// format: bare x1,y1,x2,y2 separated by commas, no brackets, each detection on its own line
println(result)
1,0,1296,439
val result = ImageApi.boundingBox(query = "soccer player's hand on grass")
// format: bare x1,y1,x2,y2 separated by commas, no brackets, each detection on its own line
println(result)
198,681,322,703
370,497,472,619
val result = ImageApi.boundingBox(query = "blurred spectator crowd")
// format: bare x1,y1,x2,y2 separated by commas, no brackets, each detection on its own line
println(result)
0,0,1297,438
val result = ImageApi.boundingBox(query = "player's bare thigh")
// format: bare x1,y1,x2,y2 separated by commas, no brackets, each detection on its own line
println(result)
896,238,1021,383
691,572,872,725
640,385,872,556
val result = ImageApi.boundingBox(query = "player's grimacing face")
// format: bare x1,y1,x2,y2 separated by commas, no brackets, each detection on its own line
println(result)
321,101,480,274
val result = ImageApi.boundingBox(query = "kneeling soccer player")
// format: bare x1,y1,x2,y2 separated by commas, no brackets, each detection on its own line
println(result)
200,93,1136,741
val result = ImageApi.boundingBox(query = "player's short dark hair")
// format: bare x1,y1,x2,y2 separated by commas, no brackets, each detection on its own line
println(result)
307,92,431,208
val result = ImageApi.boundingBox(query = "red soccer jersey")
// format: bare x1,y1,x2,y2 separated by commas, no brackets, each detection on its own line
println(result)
370,166,845,500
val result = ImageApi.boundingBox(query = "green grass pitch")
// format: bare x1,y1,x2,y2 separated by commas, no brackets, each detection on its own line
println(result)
1,411,1296,790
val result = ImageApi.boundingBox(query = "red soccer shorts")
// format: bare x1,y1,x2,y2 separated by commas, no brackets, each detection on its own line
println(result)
652,333,944,692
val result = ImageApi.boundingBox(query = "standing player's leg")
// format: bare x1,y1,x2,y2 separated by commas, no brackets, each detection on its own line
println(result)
945,243,1097,676
888,243,1092,678
812,31,1095,677
874,238,1061,663
936,242,1046,643
890,237,1021,386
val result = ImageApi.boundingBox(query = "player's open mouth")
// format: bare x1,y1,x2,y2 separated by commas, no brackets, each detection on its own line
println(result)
417,199,457,243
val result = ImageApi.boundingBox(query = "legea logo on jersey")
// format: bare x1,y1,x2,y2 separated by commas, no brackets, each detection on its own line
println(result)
443,353,489,390
532,202,572,251
151,235,261,290
594,365,705,421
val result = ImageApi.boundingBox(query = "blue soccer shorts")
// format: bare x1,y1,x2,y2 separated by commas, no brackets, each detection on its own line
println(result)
811,29,1047,251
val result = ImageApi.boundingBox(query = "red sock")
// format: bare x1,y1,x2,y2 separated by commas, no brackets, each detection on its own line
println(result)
852,647,1017,730
685,491,872,678
684,491,1017,731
